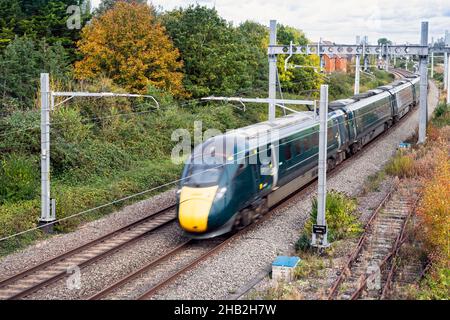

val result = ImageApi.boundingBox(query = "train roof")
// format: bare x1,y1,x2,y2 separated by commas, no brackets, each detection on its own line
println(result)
352,91,377,101
218,110,344,149
328,99,355,110
378,85,394,91
367,89,383,94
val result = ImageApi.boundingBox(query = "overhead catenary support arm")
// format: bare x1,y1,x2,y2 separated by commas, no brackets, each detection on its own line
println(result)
201,96,315,106
52,92,160,109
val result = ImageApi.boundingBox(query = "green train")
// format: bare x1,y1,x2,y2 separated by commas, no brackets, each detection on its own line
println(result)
176,75,420,238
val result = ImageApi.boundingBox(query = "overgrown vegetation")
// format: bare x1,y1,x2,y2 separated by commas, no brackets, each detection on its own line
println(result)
413,105,449,299
295,190,362,252
384,102,450,300
385,151,415,178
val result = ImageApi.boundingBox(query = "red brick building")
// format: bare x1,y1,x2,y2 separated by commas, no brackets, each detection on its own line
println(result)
323,54,348,73
311,40,349,73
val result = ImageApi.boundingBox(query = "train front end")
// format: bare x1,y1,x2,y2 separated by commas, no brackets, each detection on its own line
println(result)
176,136,241,239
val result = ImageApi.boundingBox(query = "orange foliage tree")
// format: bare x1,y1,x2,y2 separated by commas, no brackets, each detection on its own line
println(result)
74,2,186,97
416,145,450,264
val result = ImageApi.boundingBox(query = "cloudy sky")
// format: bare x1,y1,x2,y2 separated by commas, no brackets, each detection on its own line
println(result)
91,0,450,44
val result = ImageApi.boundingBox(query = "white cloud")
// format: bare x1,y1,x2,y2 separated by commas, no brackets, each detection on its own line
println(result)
90,0,450,43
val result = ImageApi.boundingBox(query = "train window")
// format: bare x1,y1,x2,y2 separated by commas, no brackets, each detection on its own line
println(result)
312,132,319,147
295,139,302,155
327,127,334,143
284,145,292,161
184,164,224,187
303,136,310,152
237,162,247,174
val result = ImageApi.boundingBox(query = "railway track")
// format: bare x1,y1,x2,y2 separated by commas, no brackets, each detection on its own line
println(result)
327,182,420,300
0,204,177,300
90,188,306,300
391,68,415,79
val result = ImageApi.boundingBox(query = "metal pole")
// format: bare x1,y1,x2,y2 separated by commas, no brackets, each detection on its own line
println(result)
447,57,450,104
268,20,277,122
418,22,428,144
319,37,324,72
445,52,448,90
311,84,329,248
40,73,53,227
355,54,361,95
385,45,389,71
431,51,434,78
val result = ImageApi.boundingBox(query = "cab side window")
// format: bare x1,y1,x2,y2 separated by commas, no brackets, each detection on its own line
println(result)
284,144,292,161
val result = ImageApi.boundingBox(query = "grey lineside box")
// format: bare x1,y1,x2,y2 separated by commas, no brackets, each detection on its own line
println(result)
272,256,301,282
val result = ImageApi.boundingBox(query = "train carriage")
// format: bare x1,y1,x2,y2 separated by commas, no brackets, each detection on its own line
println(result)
177,111,345,238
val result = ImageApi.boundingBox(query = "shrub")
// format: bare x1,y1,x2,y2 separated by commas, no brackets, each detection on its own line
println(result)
0,154,39,204
416,149,449,264
385,152,415,178
417,269,450,300
296,190,362,252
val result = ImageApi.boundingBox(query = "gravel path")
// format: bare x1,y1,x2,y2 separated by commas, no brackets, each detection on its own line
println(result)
0,82,438,300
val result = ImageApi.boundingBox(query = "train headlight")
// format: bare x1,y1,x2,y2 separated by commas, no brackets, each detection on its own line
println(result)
215,187,227,201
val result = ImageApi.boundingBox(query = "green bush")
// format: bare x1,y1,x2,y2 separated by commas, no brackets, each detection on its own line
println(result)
385,152,415,178
417,268,450,300
0,154,39,204
296,190,362,252
433,102,449,119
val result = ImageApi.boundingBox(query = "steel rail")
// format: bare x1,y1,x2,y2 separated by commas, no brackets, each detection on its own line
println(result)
0,204,177,300
349,195,419,300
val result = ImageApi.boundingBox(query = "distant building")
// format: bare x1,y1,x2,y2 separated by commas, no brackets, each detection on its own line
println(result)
323,54,348,73
312,40,349,73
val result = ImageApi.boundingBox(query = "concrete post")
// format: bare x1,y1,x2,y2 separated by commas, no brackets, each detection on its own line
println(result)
268,20,277,122
311,85,329,248
418,22,428,144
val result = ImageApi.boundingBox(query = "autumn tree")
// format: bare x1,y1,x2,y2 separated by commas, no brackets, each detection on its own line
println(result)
75,2,186,96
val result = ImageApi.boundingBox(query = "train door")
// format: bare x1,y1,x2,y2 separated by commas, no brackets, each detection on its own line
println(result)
346,111,357,142
233,154,256,209
257,143,275,193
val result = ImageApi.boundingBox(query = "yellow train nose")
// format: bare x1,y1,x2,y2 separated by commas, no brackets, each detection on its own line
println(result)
178,186,218,233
